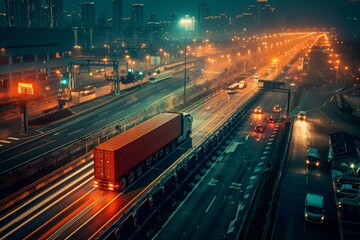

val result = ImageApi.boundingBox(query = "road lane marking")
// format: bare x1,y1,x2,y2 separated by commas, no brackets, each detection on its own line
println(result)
99,111,110,116
0,140,11,143
92,119,105,125
53,132,61,136
113,111,123,116
7,137,19,140
68,128,83,135
205,196,216,213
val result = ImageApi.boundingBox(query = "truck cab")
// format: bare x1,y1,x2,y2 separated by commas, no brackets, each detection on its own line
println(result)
305,193,325,223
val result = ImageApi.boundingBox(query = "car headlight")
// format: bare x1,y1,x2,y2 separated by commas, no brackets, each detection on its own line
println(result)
305,213,308,217
321,216,325,220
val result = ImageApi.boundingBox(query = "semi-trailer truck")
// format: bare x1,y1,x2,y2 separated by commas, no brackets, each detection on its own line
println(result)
93,112,193,191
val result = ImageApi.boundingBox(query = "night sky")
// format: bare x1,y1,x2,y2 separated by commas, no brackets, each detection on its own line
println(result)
66,0,344,26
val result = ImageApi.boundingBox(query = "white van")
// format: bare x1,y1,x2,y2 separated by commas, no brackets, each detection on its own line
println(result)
305,193,325,224
306,148,320,167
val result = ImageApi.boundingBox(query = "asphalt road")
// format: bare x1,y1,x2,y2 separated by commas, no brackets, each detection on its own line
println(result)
271,80,360,240
154,92,288,239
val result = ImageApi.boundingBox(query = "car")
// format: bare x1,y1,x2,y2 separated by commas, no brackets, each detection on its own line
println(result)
254,124,264,133
298,111,306,120
267,115,275,123
336,184,360,199
305,193,325,224
272,104,282,112
306,147,320,167
254,106,262,113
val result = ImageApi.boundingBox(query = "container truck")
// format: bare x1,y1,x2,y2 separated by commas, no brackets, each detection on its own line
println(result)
93,112,193,191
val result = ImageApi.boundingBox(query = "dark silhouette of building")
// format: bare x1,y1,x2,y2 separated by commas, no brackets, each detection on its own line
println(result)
131,3,144,27
112,0,123,40
5,0,41,28
199,0,210,29
82,2,95,27
47,0,63,28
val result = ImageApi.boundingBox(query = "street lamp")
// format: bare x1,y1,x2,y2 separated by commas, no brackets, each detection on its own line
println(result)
180,15,194,104
335,59,340,89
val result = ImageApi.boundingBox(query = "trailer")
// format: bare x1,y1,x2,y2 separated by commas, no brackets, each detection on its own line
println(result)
93,112,193,191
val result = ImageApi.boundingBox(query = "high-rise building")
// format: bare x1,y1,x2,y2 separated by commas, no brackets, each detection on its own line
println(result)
47,0,63,28
261,4,276,29
5,0,22,27
112,0,123,40
148,13,157,23
82,2,95,27
131,3,144,27
25,0,41,28
199,0,210,26
5,0,41,28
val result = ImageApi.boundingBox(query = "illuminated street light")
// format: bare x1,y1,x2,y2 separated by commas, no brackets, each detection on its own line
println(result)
179,15,195,104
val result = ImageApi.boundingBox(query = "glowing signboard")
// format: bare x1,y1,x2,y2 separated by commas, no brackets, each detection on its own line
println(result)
258,80,284,90
18,82,34,95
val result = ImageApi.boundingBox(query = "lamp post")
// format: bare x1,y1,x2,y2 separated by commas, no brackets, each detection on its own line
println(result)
180,16,193,104
335,60,340,90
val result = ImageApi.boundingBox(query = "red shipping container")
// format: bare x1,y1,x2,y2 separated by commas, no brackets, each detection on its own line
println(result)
94,113,182,183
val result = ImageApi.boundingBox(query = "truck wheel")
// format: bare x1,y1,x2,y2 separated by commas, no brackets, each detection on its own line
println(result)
136,166,143,177
128,171,135,184
120,177,127,191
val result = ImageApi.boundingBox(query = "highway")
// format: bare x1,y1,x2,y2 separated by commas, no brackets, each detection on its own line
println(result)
0,32,324,239
154,92,287,239
271,61,360,239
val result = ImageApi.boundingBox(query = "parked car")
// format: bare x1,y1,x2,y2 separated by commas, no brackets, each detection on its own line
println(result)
336,184,360,199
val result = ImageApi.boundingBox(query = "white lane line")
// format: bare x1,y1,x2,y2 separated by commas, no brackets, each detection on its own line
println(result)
130,102,140,108
99,111,110,116
0,140,11,143
146,96,154,101
53,132,61,136
92,119,105,125
68,128,83,135
205,196,217,213
113,111,123,116
7,137,20,140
